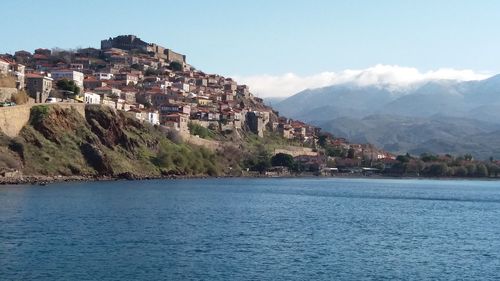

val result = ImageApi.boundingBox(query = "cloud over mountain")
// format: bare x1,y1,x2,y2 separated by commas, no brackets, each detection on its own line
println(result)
235,65,492,98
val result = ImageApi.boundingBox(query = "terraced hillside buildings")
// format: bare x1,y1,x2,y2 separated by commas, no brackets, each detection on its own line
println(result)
0,35,324,146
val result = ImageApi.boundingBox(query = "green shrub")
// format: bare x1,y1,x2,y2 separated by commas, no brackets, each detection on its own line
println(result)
29,105,50,125
188,122,214,139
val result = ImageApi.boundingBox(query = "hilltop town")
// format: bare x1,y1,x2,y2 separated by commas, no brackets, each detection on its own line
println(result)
0,35,397,180
0,35,322,142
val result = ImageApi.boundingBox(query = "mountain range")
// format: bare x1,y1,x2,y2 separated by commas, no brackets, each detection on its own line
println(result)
271,75,500,159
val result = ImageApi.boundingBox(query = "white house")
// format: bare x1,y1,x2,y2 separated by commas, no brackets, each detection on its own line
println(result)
95,72,114,80
102,98,116,108
115,98,125,110
51,70,84,89
134,111,146,122
0,58,10,74
131,109,159,125
173,82,190,92
84,92,101,104
147,110,160,125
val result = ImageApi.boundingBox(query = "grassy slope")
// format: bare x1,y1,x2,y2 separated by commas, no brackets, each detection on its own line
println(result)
1,105,220,177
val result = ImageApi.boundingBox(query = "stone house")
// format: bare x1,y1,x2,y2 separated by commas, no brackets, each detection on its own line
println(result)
83,77,106,90
0,58,25,89
162,113,189,134
246,111,264,137
94,86,121,99
25,73,53,103
196,96,212,106
114,73,138,85
120,88,137,104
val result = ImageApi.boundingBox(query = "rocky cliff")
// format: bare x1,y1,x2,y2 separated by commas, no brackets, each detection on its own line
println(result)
0,105,220,178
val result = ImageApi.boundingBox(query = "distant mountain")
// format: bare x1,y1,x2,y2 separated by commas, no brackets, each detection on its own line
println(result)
262,97,287,107
275,84,398,120
274,76,500,159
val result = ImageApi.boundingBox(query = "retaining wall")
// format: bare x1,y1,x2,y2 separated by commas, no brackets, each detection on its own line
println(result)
0,103,86,138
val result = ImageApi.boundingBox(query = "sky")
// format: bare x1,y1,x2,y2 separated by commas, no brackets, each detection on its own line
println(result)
2,0,500,97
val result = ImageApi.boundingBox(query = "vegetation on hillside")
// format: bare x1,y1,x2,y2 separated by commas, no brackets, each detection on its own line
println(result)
56,79,80,95
386,153,500,178
1,105,221,177
188,122,216,139
11,90,29,104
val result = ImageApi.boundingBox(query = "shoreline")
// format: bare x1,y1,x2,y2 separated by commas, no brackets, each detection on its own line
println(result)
1,173,499,186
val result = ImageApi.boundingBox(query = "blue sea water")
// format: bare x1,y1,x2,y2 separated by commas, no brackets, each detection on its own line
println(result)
1,178,500,280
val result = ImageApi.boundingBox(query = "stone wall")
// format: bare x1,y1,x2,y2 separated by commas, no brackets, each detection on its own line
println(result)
184,134,221,151
0,103,86,138
274,146,318,157
0,87,18,102
0,104,32,137
165,49,186,64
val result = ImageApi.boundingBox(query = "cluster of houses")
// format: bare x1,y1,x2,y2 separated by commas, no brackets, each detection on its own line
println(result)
0,34,402,176
0,35,322,141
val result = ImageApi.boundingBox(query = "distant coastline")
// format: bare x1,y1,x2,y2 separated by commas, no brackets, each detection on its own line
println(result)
2,172,499,187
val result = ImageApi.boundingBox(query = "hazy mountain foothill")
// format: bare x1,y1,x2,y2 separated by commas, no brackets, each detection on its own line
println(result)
273,75,500,159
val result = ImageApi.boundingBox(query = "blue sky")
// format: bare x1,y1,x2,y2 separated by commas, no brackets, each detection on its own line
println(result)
2,0,499,96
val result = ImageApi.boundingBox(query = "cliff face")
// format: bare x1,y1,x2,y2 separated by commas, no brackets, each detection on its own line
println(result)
1,105,220,177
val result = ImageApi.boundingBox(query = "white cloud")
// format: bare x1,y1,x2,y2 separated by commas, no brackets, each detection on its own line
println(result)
233,64,493,98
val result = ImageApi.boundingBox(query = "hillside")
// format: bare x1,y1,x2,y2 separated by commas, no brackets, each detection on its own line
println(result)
0,35,398,181
274,75,500,159
316,115,500,159
0,105,221,178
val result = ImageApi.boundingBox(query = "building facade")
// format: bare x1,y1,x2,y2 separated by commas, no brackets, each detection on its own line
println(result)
51,70,84,89
26,74,53,103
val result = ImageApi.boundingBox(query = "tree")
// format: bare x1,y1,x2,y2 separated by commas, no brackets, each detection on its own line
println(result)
145,68,162,76
271,153,294,168
424,163,449,177
454,166,468,177
486,163,500,177
130,63,141,70
11,90,29,105
244,145,271,173
475,163,488,177
406,159,424,174
56,79,80,96
396,154,411,163
253,153,271,173
420,153,438,162
317,134,328,147
347,148,356,159
465,163,476,176
326,147,345,157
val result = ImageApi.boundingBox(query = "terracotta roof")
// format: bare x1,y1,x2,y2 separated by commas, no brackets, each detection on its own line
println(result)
33,54,48,60
94,86,112,91
0,57,14,64
26,73,43,78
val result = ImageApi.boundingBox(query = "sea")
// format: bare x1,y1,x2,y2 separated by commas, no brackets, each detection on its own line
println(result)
1,178,499,280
